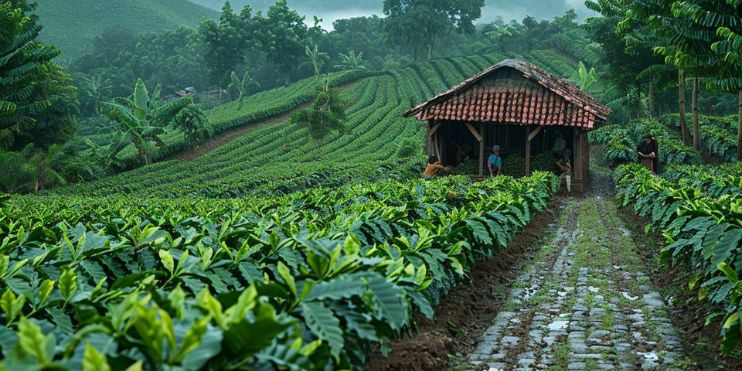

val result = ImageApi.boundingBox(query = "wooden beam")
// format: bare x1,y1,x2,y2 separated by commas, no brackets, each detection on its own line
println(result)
525,125,531,176
479,123,485,176
428,122,441,138
465,122,482,142
528,126,543,142
434,132,441,161
426,124,432,155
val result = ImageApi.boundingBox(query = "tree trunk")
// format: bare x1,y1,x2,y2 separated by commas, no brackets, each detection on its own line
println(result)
648,80,654,118
427,42,433,60
678,70,690,145
738,90,742,161
692,77,700,150
35,162,46,193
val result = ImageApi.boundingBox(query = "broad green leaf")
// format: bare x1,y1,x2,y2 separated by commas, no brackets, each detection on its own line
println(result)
59,268,78,303
222,303,289,359
83,342,111,371
0,255,8,277
18,317,52,365
364,273,408,330
168,285,186,319
276,261,297,298
301,302,343,358
173,317,209,363
224,285,257,324
159,250,175,274
37,280,54,306
196,289,225,329
305,276,364,301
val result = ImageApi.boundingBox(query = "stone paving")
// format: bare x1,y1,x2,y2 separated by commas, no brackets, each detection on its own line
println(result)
467,198,684,370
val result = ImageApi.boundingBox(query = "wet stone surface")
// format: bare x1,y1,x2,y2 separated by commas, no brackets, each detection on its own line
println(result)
466,199,684,370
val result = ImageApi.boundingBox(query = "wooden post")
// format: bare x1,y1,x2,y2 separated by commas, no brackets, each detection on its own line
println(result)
434,133,441,161
479,123,485,177
525,125,531,176
573,129,582,185
426,123,432,155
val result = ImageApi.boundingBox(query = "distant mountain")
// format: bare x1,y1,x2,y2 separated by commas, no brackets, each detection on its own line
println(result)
36,0,218,59
190,0,596,28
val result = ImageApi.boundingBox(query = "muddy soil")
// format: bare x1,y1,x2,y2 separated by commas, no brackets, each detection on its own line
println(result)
365,198,562,370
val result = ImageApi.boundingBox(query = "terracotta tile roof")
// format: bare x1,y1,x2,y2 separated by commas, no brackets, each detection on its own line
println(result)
404,59,611,129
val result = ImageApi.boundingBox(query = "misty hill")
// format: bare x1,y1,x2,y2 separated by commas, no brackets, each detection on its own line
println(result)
36,0,218,59
191,0,595,26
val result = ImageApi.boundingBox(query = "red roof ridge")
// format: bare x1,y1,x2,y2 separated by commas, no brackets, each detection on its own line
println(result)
403,58,611,125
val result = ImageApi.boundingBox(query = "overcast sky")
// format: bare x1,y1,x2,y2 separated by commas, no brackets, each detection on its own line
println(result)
312,0,598,29
196,1,598,29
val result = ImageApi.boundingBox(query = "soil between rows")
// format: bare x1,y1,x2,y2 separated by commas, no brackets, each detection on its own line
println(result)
365,197,563,370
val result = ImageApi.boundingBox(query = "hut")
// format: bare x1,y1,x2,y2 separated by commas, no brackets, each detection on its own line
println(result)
404,59,611,192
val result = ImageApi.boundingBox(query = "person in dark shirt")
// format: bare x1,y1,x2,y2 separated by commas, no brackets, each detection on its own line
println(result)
637,135,656,173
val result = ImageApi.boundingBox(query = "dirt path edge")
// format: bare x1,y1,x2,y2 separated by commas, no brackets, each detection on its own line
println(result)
365,198,562,371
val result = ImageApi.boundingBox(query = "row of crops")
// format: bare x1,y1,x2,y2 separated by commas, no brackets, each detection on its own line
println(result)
614,163,742,352
591,114,739,168
85,70,376,168
54,50,580,198
0,173,558,370
590,118,702,168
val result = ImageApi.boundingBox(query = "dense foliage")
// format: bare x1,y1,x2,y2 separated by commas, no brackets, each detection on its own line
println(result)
615,163,742,352
0,173,557,370
53,50,578,197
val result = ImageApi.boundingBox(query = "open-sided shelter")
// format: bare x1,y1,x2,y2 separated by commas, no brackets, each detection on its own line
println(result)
404,59,611,192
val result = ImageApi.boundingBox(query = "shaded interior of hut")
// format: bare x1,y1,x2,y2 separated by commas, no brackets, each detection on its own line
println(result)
434,124,576,178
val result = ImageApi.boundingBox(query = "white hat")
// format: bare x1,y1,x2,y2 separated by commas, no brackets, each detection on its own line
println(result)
492,145,501,151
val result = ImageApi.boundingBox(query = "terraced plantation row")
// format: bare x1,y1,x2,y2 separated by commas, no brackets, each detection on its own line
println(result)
80,70,375,168
55,50,581,198
0,173,558,370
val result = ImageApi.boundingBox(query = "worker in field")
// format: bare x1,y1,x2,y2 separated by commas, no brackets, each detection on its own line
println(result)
637,135,657,173
488,145,502,177
423,155,450,178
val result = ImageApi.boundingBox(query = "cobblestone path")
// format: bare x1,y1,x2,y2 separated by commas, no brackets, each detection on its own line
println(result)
467,197,684,370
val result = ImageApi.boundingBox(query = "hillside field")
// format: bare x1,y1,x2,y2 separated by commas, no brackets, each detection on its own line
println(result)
36,0,217,58
55,49,580,197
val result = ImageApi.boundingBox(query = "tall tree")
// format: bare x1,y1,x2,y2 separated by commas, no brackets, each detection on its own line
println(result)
0,0,60,148
673,0,742,160
383,0,484,60
258,0,319,83
199,2,246,97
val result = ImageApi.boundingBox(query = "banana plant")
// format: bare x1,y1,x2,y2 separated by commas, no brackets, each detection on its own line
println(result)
103,78,192,165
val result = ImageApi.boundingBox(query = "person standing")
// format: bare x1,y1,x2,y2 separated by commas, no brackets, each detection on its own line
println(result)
637,135,656,173
488,145,502,177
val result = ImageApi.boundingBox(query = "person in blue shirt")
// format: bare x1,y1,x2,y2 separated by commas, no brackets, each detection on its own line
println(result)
488,145,502,177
